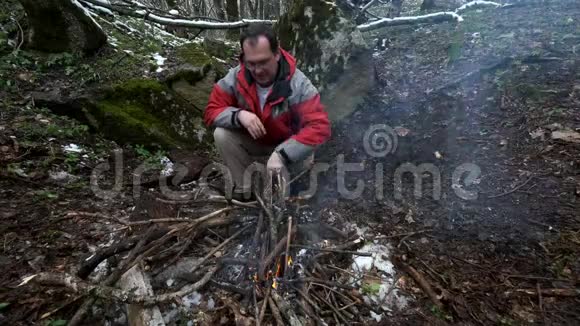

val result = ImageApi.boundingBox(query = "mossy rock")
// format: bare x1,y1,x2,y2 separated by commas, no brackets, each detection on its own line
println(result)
202,38,237,61
165,42,231,116
91,79,210,149
33,79,211,151
276,0,374,122
176,43,212,74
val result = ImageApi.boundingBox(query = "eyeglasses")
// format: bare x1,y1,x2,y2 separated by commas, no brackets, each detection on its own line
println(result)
245,58,272,71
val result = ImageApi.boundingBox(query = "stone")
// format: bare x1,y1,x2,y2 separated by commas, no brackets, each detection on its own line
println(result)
277,0,374,122
118,264,166,326
32,78,212,150
17,0,107,53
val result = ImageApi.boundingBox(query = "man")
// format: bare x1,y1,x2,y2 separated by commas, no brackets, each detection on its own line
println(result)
204,24,331,200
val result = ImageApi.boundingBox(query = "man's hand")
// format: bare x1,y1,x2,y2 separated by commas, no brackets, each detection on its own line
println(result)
267,151,286,173
237,111,266,139
267,151,289,194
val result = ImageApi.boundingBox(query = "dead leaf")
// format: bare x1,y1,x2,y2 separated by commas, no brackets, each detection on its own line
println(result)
551,130,580,143
394,126,410,137
529,128,545,140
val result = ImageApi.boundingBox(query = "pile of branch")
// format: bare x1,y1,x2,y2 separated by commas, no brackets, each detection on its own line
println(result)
21,182,378,325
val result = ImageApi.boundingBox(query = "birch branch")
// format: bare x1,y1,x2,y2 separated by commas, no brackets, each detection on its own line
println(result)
357,12,463,31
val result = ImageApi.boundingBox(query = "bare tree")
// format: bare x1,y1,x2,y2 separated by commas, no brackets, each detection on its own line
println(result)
225,0,240,39
212,0,226,20
421,0,436,10
248,0,258,18
17,0,107,53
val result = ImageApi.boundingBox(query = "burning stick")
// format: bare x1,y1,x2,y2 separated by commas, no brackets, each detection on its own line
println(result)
283,215,293,279
259,226,297,280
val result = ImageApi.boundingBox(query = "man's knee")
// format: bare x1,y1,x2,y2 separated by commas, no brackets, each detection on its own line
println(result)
213,127,234,149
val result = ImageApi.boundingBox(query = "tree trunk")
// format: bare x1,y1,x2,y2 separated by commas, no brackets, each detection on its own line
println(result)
248,0,258,18
225,0,239,40
17,0,107,54
389,0,403,17
272,0,280,18
421,0,436,10
258,0,264,19
212,0,226,20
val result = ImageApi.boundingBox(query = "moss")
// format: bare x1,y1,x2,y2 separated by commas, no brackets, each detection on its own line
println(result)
94,100,179,148
203,38,237,60
107,79,166,100
361,282,381,295
277,0,361,90
176,43,212,74
90,78,196,149
93,78,214,150
447,27,465,64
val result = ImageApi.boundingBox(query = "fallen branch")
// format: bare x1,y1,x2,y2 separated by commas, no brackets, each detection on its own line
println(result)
357,11,463,31
357,0,509,32
82,0,275,29
393,257,443,309
290,244,372,257
505,288,580,297
78,229,167,279
189,224,252,275
271,292,303,326
455,1,502,13
268,296,285,326
24,266,218,305
70,226,160,325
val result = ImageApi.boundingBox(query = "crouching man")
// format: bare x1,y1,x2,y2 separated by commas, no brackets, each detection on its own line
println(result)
203,24,331,201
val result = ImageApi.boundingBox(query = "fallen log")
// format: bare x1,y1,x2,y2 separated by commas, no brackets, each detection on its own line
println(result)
357,12,463,31
81,0,275,30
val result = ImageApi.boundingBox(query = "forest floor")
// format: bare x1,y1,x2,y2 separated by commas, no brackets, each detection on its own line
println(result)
314,2,580,324
1,1,579,326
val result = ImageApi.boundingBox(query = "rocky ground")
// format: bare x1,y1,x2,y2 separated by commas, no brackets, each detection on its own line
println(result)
1,0,579,325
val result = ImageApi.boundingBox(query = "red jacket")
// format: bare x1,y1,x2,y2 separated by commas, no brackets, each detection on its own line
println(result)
204,48,331,164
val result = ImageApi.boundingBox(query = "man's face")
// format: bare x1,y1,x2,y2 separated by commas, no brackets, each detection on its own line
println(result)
242,35,280,87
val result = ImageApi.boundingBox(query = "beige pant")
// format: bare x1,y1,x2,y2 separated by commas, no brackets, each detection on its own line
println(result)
213,127,311,194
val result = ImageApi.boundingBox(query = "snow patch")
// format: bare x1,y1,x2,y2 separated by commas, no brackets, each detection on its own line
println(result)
160,156,174,176
182,291,203,308
351,243,410,313
63,143,83,153
152,53,167,73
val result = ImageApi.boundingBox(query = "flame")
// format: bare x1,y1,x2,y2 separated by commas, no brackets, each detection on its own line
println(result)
275,258,282,277
287,255,293,266
272,279,278,289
